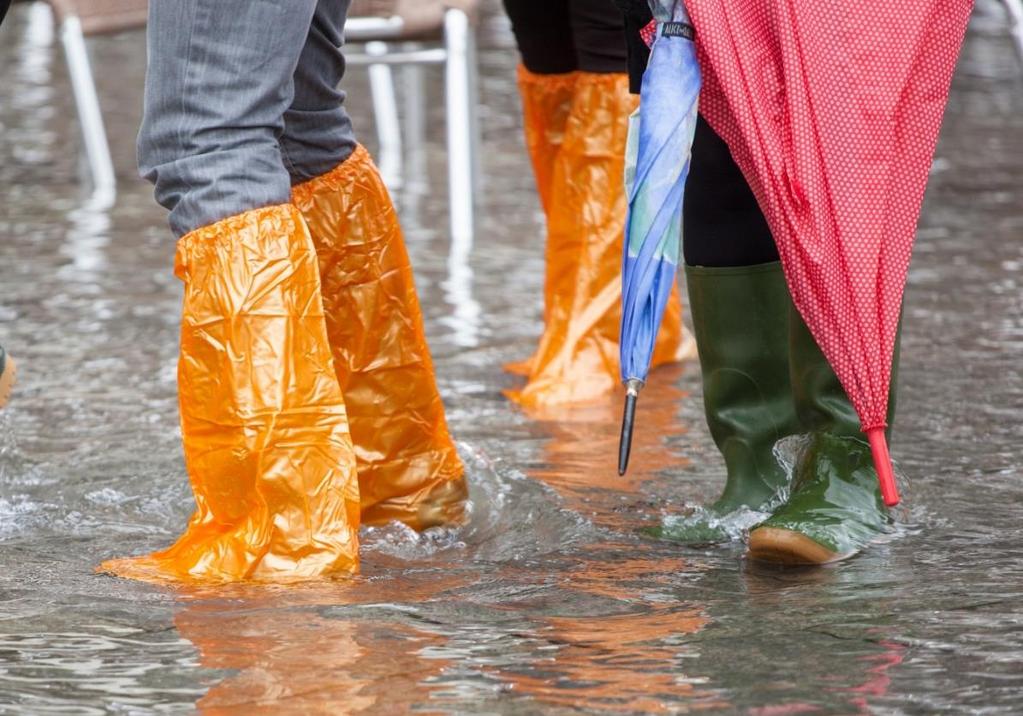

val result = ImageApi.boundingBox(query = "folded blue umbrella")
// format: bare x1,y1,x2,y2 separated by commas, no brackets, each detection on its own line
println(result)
618,0,701,474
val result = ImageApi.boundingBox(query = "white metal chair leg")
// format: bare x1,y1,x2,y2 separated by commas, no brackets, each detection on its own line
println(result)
366,41,403,189
400,51,427,192
59,15,116,193
440,15,481,349
444,9,474,246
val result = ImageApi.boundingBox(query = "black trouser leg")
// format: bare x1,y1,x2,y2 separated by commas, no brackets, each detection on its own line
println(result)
682,117,778,267
503,0,627,74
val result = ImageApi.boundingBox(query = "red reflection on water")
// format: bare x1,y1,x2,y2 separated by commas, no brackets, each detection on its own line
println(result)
838,636,907,714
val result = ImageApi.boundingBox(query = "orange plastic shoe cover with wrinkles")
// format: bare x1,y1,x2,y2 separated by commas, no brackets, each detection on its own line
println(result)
292,146,467,530
506,71,691,408
101,205,361,583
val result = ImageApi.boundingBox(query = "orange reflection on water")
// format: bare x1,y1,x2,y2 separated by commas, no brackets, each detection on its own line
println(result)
507,608,716,713
485,553,727,712
488,365,726,711
523,364,692,532
558,548,690,601
173,572,467,714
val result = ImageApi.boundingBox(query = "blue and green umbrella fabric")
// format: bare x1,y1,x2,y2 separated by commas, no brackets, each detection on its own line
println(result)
618,0,701,474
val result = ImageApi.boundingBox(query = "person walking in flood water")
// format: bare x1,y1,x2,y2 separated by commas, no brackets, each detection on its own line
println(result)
615,0,898,565
501,0,695,410
100,0,467,583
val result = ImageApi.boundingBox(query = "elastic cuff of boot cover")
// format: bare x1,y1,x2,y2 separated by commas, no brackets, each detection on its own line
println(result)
291,144,378,203
173,203,306,282
684,260,783,277
516,64,580,88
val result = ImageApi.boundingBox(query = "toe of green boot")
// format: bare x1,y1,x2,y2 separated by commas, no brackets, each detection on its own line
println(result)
747,433,892,565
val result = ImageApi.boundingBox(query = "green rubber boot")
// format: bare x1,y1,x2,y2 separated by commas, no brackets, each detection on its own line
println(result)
747,308,899,564
656,262,801,544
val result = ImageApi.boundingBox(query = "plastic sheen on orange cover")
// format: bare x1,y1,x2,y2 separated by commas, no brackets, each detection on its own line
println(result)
506,71,691,408
517,65,579,223
101,204,361,583
505,66,580,376
292,146,467,530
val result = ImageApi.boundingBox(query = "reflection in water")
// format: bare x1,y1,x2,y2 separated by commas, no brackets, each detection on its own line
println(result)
174,573,467,713
731,564,912,714
503,606,714,713
60,188,115,280
489,553,721,713
441,227,482,349
742,637,906,716
16,3,54,102
478,371,726,711
840,638,906,713
524,364,692,533
178,603,442,713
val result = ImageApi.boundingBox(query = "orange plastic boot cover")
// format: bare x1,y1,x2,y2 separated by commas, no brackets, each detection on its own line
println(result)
506,66,580,376
517,65,580,220
292,146,467,530
506,72,689,409
100,205,361,583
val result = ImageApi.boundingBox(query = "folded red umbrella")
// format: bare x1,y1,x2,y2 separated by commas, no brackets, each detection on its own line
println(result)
686,1,973,505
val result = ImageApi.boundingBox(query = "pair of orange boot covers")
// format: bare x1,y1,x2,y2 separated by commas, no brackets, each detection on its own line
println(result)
101,147,466,583
505,68,691,409
103,70,691,584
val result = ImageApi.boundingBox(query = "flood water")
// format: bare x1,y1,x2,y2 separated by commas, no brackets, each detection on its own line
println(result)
1,1,1022,713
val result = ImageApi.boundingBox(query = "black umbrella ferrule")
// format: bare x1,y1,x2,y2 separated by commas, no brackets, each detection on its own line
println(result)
618,380,643,476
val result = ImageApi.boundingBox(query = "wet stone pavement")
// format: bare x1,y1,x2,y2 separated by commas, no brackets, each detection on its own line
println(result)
1,1,1022,713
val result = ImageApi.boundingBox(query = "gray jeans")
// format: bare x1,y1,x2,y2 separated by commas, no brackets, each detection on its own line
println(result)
138,0,358,237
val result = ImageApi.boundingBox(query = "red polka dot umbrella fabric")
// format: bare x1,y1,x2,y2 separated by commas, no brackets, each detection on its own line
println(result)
685,0,973,503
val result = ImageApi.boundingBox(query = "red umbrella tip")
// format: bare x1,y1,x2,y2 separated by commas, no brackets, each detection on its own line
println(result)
866,428,900,507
